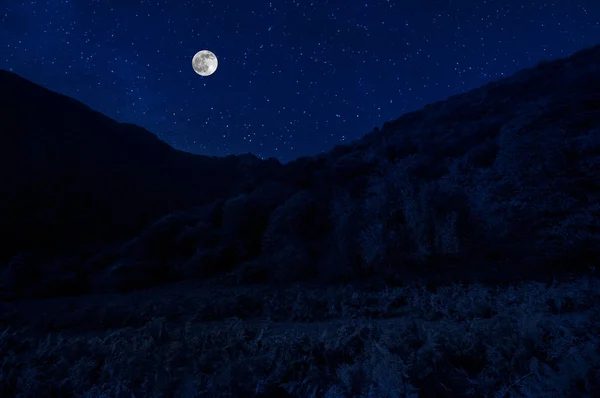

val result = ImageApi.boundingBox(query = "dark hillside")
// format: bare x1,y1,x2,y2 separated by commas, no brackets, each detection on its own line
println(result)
1,44,600,299
270,43,600,285
0,70,284,267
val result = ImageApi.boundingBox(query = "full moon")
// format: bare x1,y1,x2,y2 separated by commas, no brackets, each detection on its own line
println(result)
192,50,218,76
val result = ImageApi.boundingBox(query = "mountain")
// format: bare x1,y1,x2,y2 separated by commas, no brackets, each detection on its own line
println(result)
0,70,283,262
1,43,599,299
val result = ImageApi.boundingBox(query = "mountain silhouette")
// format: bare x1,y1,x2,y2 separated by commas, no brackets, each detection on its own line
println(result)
1,43,599,299
0,70,283,263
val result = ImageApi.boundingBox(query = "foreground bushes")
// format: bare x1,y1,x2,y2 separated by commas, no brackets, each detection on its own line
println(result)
2,277,599,397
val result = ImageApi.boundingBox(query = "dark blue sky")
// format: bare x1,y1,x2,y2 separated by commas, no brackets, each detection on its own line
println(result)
2,0,599,162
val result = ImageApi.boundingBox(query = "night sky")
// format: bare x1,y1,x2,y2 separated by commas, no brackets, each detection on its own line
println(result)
2,1,599,163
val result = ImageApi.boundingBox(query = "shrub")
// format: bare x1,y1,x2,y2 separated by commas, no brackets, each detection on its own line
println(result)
119,211,201,262
356,160,465,282
220,182,295,259
325,189,365,281
174,243,240,279
261,190,330,282
465,137,499,168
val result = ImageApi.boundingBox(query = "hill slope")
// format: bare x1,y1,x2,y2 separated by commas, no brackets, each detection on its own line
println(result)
0,70,283,263
1,43,600,299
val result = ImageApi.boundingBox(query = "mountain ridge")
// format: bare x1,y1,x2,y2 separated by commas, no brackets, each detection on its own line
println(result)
0,69,284,265
1,43,599,299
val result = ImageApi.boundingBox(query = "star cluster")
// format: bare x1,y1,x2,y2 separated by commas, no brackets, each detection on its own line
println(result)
2,0,599,162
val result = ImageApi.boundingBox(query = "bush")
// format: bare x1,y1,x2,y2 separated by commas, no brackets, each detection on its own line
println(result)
356,160,465,282
465,137,499,168
120,211,202,263
220,182,295,260
325,189,365,281
261,190,330,282
174,243,240,280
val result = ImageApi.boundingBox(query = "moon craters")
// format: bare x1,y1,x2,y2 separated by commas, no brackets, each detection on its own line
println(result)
192,50,218,76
